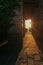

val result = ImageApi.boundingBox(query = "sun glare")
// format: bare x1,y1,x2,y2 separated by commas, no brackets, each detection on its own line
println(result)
25,19,31,29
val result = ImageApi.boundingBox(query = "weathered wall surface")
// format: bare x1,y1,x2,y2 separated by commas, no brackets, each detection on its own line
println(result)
32,0,43,51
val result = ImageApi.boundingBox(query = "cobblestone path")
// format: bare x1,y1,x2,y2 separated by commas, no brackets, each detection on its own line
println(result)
15,33,43,65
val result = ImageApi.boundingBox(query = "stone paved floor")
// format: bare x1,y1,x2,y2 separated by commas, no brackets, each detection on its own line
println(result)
15,32,43,65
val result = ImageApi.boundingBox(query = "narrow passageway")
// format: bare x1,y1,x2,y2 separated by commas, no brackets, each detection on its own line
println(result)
16,32,43,65
23,32,40,54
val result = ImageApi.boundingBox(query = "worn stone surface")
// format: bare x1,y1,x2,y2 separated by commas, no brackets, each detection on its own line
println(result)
15,32,43,65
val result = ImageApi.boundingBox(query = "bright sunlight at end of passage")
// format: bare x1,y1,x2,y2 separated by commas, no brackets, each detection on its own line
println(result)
25,19,31,29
